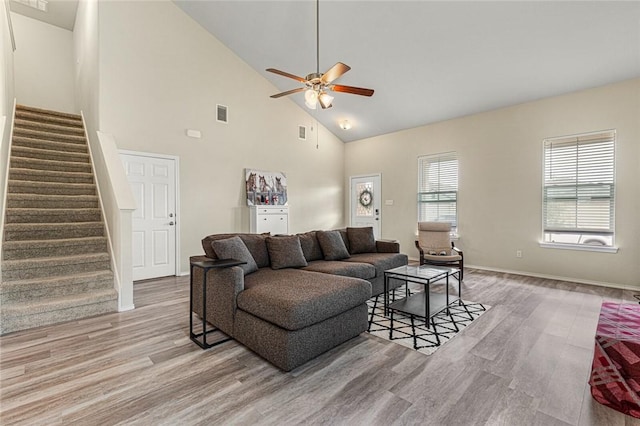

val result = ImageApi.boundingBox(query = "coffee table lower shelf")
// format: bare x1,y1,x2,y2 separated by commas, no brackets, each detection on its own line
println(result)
388,292,459,323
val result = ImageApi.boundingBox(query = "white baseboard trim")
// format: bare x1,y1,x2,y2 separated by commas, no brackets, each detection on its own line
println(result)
179,271,190,277
118,304,135,312
465,264,637,291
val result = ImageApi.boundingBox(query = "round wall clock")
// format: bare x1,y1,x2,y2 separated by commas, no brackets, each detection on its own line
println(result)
358,189,373,207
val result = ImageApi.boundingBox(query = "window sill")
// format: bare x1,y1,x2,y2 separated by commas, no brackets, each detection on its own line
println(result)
539,242,618,253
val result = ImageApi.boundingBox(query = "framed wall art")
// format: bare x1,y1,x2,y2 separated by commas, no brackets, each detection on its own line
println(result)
245,169,288,206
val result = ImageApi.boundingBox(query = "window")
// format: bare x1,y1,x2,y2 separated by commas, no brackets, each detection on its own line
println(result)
418,152,458,234
542,130,616,249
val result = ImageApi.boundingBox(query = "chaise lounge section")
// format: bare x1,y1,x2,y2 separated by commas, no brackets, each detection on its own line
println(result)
190,227,407,371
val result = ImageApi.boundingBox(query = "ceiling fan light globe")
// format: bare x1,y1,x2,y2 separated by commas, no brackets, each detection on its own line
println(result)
318,92,334,109
305,89,318,103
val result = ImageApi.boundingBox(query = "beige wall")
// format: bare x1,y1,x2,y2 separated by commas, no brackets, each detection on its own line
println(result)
97,0,345,274
345,78,640,289
73,0,98,135
11,13,75,113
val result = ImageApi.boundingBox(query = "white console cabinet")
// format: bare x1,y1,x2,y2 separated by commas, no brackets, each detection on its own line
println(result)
250,206,289,235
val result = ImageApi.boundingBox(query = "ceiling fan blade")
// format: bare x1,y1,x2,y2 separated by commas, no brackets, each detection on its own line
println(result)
321,62,351,84
266,68,307,83
330,84,375,97
270,87,305,99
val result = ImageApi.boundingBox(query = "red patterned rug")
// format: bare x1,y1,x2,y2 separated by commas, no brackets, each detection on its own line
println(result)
589,302,640,418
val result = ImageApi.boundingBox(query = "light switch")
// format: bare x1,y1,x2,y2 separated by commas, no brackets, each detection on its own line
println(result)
385,200,394,205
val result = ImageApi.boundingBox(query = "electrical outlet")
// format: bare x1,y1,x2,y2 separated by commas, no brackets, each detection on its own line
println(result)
516,250,522,258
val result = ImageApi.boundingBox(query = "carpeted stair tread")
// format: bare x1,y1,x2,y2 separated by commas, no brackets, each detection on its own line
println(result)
13,127,87,144
2,236,108,260
1,289,117,313
0,270,113,293
6,193,99,209
10,156,92,173
4,221,104,241
0,271,113,305
10,145,90,163
0,295,117,334
2,253,111,281
14,119,86,136
15,110,83,128
16,104,81,120
8,180,96,196
6,208,102,223
9,168,93,184
3,252,110,270
12,135,88,153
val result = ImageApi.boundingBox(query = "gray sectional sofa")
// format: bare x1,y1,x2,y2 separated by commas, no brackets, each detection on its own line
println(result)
190,227,407,371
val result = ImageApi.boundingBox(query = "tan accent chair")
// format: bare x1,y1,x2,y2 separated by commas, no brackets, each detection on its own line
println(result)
415,222,464,280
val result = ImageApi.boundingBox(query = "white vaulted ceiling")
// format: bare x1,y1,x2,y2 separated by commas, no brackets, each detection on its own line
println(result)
11,1,640,142
174,0,640,142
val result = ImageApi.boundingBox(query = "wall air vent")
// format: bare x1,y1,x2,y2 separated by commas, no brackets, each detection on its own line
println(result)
216,104,228,123
298,125,307,141
14,0,48,12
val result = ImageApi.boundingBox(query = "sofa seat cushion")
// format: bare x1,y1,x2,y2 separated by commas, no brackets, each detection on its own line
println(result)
238,269,371,331
344,252,409,278
302,260,375,280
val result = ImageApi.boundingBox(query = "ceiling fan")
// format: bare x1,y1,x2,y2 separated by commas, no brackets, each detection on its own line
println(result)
266,0,374,110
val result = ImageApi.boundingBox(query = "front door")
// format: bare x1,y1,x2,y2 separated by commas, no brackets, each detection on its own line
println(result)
350,174,381,239
120,152,177,281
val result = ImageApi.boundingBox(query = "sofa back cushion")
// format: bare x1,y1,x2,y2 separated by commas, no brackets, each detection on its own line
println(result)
317,230,350,260
266,236,308,270
202,233,270,268
338,229,350,252
347,227,377,254
210,236,258,275
238,234,271,268
297,231,324,262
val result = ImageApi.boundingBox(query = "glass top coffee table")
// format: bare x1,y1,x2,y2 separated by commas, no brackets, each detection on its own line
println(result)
384,265,461,330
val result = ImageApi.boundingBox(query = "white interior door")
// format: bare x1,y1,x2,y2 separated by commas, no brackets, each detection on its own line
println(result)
350,174,381,239
121,153,177,281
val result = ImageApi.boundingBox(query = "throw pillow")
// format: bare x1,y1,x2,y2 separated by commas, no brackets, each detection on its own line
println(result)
210,236,258,275
347,227,376,254
238,233,270,268
265,236,308,270
297,231,324,262
316,230,350,261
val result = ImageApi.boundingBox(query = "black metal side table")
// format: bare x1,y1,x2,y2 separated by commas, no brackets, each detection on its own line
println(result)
190,259,246,349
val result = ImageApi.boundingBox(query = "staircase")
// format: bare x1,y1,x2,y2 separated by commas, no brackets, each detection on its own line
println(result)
0,105,118,335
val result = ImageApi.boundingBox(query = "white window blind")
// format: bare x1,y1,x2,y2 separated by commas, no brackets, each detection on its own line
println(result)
418,152,458,231
542,130,615,247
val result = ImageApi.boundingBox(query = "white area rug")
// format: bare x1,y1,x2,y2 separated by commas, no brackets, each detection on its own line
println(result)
367,289,489,355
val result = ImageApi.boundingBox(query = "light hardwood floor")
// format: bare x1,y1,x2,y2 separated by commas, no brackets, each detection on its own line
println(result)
1,268,639,425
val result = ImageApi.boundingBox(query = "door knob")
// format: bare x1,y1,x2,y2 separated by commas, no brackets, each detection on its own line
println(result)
169,213,174,217
169,221,174,226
